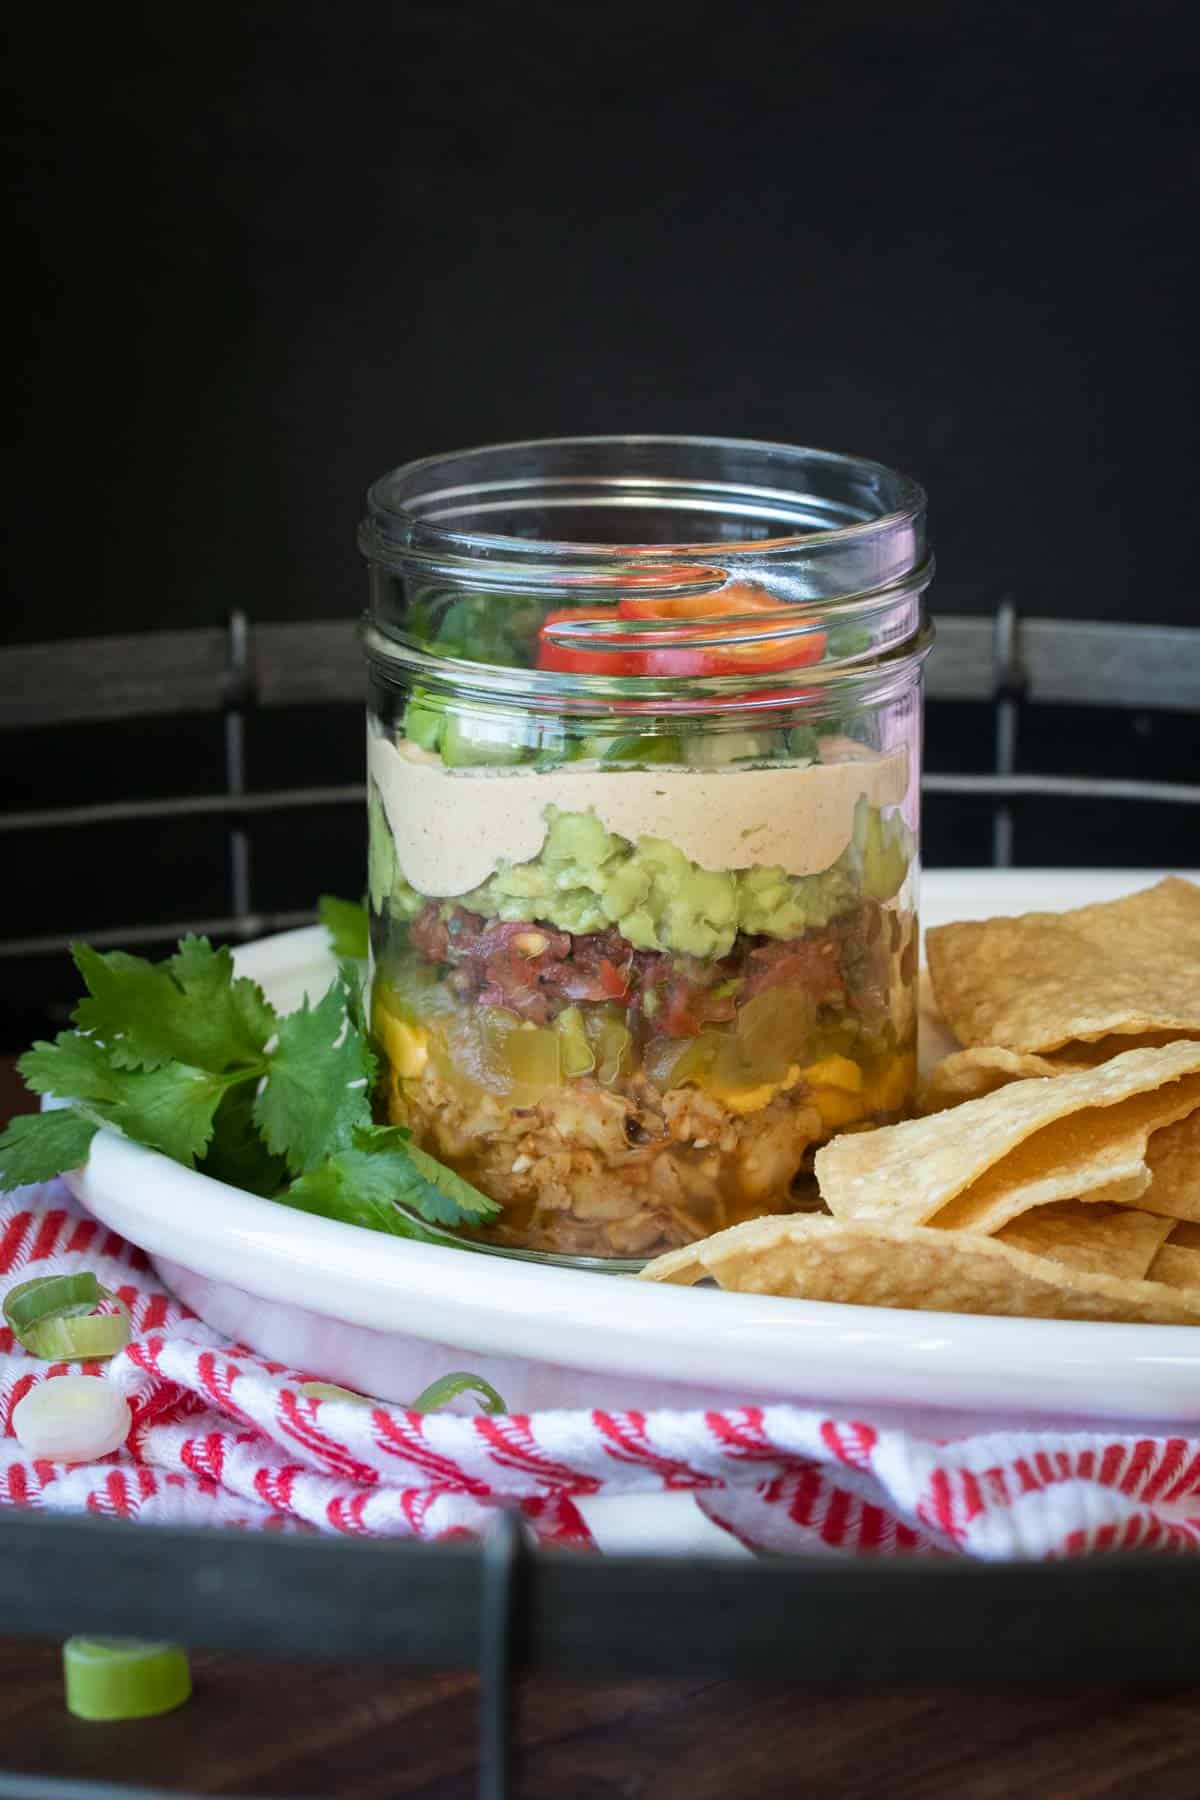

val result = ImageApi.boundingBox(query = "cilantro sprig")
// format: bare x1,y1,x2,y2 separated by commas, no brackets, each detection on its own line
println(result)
0,930,498,1244
318,894,370,960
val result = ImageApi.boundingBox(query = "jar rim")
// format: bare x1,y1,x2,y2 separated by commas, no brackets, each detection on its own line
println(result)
361,435,932,707
362,433,926,573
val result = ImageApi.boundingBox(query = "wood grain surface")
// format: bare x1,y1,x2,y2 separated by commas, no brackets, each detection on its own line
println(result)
5,1645,1200,1798
4,1057,1200,1798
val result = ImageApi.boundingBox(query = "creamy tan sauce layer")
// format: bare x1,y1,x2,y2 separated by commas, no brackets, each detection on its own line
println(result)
368,730,910,898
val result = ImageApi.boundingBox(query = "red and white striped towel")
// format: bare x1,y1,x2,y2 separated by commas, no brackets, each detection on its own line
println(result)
2,1182,1199,1557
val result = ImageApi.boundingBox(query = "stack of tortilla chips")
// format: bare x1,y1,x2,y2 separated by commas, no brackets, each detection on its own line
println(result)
642,878,1200,1323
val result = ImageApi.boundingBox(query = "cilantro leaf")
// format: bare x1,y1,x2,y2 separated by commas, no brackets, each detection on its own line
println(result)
284,1124,498,1240
351,1123,500,1226
285,1151,442,1241
19,1026,248,1169
252,980,375,1176
197,1083,289,1198
4,917,499,1254
168,936,276,1051
71,938,274,1073
319,895,370,960
389,1138,501,1226
0,1109,100,1188
19,1033,123,1104
0,1066,245,1188
416,590,545,668
336,960,370,1039
81,1065,246,1167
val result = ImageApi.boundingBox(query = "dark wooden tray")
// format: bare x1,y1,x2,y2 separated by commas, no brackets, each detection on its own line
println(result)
1,1509,1200,1800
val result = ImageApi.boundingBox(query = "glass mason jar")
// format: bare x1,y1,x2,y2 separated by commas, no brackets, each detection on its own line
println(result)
360,436,933,1266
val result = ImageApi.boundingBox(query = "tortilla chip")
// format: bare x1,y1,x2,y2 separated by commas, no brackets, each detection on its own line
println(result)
925,877,1200,1053
1146,1244,1200,1290
920,1047,1061,1113
916,1038,1195,1115
917,1035,1196,1115
640,1240,708,1286
815,1040,1200,1230
1136,1110,1200,1225
1166,1220,1200,1249
996,1202,1172,1280
1044,1032,1187,1067
933,1074,1200,1234
640,1212,1200,1324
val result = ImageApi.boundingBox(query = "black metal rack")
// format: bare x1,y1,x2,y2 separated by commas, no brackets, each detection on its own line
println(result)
1,606,1197,959
1,608,1199,1797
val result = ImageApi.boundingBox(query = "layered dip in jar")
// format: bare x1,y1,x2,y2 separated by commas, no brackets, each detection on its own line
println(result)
361,437,933,1264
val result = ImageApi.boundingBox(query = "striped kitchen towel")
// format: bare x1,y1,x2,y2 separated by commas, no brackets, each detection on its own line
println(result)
0,1182,1197,1557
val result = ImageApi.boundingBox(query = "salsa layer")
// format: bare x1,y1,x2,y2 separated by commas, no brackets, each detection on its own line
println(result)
406,899,900,1038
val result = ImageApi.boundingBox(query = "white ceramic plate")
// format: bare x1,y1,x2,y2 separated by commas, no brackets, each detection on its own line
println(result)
64,870,1200,1427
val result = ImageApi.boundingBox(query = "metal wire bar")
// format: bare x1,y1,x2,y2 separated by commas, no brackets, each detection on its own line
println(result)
0,785,367,834
0,910,316,961
4,616,1200,724
991,597,1021,867
1,769,1196,966
4,1512,1200,1683
479,1511,525,1800
923,773,1200,804
0,629,233,728
224,610,253,923
1,770,1198,847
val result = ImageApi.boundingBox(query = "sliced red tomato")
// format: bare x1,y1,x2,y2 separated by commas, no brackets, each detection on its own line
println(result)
617,580,781,621
536,608,647,676
617,580,826,675
537,586,826,678
597,958,631,999
536,607,738,678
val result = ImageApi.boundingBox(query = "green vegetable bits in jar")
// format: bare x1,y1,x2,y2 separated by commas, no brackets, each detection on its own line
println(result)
360,436,933,1263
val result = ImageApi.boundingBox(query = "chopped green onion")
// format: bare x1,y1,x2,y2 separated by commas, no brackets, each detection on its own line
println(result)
297,1380,373,1407
410,1372,506,1415
13,1375,131,1462
5,1272,100,1335
62,1637,192,1721
22,1310,130,1362
4,1272,130,1361
603,733,682,765
555,1007,596,1077
788,724,821,760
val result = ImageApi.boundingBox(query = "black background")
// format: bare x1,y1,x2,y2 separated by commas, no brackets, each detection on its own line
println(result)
3,0,1199,1038
7,0,1200,636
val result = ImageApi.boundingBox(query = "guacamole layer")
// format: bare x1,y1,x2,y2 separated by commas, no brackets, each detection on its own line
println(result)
370,788,912,960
